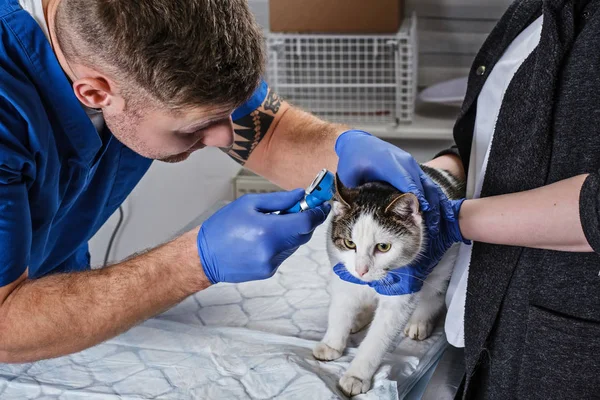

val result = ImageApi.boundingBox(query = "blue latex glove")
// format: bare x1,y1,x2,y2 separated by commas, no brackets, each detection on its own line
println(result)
334,130,470,294
333,199,468,295
198,189,331,284
336,130,454,236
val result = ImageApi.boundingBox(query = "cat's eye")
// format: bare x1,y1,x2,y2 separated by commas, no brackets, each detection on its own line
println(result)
377,243,392,253
344,239,356,250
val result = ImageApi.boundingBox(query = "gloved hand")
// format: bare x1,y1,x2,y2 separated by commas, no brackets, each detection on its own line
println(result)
335,130,453,237
197,189,330,284
333,198,468,295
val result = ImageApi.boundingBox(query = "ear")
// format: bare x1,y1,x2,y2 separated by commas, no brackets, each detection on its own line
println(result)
334,174,357,205
333,174,357,216
72,76,115,110
385,193,420,217
332,200,348,216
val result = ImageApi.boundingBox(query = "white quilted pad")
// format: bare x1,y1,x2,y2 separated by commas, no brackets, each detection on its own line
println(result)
0,223,446,399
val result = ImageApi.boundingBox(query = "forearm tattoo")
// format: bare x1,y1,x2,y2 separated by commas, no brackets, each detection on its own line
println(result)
227,91,283,165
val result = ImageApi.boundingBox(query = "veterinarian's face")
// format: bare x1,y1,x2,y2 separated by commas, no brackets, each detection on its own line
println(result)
105,103,235,163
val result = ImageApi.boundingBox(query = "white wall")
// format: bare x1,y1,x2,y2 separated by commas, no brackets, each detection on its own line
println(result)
89,0,508,265
89,149,242,265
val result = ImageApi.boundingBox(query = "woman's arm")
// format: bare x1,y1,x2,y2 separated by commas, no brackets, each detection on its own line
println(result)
459,174,591,252
426,154,592,252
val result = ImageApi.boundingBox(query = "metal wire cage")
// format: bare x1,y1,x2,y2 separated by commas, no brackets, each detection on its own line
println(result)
266,13,418,126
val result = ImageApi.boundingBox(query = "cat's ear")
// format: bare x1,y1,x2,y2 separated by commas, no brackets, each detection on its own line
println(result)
385,193,420,217
333,174,356,216
332,200,348,216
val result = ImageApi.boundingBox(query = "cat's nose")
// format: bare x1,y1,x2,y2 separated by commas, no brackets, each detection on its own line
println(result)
356,266,369,277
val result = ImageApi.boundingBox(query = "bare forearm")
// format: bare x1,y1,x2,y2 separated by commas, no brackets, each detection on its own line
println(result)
246,105,346,189
460,174,591,252
0,230,209,363
425,154,591,251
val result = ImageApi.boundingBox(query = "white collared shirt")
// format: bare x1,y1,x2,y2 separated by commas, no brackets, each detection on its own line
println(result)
445,15,544,348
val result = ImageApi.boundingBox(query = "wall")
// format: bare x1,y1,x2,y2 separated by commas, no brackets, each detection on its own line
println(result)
89,149,242,265
89,0,510,266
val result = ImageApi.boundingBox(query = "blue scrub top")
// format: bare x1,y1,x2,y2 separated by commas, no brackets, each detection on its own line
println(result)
0,0,268,286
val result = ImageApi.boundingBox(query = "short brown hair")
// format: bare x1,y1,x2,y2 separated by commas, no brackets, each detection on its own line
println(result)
55,0,265,110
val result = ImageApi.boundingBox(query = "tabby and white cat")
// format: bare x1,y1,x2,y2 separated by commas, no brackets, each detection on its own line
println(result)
313,166,465,396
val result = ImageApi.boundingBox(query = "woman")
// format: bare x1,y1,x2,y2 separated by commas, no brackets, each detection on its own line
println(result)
334,0,600,398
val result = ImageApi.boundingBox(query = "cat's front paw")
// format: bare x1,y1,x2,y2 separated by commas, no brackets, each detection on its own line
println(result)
313,342,343,361
404,319,434,341
339,374,371,396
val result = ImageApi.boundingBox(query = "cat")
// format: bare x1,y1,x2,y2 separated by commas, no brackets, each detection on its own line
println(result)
313,166,465,397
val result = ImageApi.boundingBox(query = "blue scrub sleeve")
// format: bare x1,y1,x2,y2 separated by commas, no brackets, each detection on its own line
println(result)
0,97,34,287
231,79,269,121
0,182,31,287
59,242,91,273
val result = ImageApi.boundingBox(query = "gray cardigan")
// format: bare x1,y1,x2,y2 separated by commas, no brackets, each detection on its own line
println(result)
445,0,600,398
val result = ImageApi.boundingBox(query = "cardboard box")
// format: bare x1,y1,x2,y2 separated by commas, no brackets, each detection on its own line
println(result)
269,0,404,34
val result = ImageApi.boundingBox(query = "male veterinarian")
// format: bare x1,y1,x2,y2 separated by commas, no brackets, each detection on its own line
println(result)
0,0,444,366
1,1,597,399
